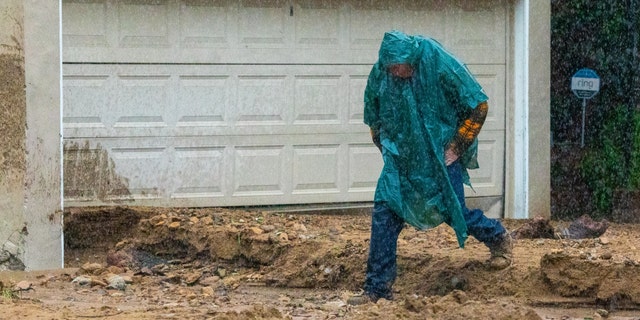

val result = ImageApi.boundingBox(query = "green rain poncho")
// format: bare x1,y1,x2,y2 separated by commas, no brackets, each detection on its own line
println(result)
364,31,489,248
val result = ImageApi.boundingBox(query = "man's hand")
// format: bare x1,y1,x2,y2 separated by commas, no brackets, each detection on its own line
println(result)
444,147,459,166
370,128,382,151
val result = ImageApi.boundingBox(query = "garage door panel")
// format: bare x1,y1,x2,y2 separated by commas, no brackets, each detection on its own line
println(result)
110,146,167,200
237,75,289,123
295,0,341,46
63,75,110,129
177,76,229,125
466,131,504,197
467,65,505,131
292,144,341,194
348,75,369,123
119,0,172,48
115,75,171,127
63,61,503,205
181,0,230,48
448,0,506,64
63,64,373,138
233,145,286,196
294,75,342,124
64,0,506,65
348,144,382,192
63,1,109,47
349,1,394,47
173,146,226,199
239,0,290,46
398,0,446,41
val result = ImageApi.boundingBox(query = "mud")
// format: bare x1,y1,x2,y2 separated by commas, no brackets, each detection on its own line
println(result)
0,20,27,271
1,206,640,319
63,142,131,202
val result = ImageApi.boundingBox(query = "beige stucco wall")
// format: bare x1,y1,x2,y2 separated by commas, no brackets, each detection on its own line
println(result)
527,0,551,218
504,0,551,219
0,0,62,270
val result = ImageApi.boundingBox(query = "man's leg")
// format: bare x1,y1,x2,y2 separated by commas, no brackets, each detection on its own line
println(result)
362,202,405,301
447,162,512,268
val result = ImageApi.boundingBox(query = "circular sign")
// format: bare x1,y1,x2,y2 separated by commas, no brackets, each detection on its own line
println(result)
571,68,600,99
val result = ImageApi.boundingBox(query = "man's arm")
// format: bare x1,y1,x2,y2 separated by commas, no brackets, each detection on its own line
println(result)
444,101,489,165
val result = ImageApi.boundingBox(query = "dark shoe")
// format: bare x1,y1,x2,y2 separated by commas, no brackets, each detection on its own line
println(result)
487,232,513,270
347,292,378,305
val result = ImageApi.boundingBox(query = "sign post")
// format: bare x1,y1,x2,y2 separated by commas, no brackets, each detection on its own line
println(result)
571,68,600,147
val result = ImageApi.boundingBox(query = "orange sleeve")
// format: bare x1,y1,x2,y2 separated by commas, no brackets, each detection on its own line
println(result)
448,102,488,156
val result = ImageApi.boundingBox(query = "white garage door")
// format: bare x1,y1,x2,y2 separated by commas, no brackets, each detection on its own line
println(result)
62,0,507,215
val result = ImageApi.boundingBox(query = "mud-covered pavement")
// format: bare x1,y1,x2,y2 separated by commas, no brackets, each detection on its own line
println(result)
1,206,640,319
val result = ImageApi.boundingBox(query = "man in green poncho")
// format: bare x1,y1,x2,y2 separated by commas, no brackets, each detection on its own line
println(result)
349,30,513,305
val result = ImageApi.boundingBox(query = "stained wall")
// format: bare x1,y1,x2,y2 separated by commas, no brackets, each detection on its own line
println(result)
0,0,62,270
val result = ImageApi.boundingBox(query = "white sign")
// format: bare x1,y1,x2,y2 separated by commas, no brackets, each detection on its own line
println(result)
571,68,601,147
571,68,600,99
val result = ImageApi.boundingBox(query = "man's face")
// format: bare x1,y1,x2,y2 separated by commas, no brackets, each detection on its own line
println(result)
388,64,413,79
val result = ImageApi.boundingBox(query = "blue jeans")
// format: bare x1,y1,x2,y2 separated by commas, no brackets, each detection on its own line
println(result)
363,161,506,299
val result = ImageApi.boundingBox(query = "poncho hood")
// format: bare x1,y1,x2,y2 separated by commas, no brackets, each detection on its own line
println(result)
378,30,420,67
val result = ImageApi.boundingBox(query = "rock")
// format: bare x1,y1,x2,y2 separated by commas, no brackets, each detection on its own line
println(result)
290,223,307,232
81,262,104,274
91,279,108,287
114,240,129,250
260,224,276,232
249,227,264,235
107,250,130,268
201,216,214,225
38,275,57,287
107,275,126,290
168,221,181,229
106,265,125,275
138,267,153,276
151,264,169,274
163,273,181,284
120,275,134,284
329,226,343,234
599,237,610,245
511,216,555,239
216,267,226,278
199,276,221,287
184,271,202,285
13,280,33,292
600,252,613,260
201,286,214,296
566,215,609,239
71,275,93,286
189,217,199,224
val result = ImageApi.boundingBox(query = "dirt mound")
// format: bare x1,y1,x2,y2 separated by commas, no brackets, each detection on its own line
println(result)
541,251,640,308
359,291,541,320
4,207,640,319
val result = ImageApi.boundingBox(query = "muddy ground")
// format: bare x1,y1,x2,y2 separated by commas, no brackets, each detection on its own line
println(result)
1,206,640,320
